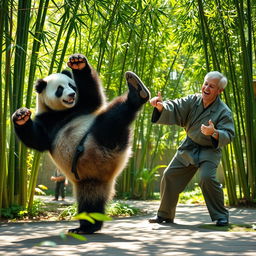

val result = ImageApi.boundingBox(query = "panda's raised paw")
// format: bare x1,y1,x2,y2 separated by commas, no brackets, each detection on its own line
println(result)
12,107,31,126
67,54,87,70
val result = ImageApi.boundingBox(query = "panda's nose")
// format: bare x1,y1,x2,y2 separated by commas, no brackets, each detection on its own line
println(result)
68,93,75,98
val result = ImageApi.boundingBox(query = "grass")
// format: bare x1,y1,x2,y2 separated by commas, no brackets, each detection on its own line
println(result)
0,198,143,222
106,201,141,217
58,200,141,220
199,223,256,232
179,186,205,205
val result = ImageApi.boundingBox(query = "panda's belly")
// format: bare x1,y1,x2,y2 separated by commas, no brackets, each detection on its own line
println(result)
76,137,131,182
51,114,131,183
51,114,95,180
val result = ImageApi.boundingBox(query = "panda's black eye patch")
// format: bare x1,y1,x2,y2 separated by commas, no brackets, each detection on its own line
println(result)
55,86,64,97
69,83,77,92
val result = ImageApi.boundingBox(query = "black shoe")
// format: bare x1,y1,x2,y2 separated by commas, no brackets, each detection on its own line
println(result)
148,216,173,224
216,218,229,226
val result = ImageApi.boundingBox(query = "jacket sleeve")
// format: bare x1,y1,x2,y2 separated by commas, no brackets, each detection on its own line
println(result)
151,95,195,127
215,111,235,148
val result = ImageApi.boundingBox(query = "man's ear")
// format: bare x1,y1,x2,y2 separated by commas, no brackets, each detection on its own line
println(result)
35,79,47,93
61,70,72,79
218,88,224,94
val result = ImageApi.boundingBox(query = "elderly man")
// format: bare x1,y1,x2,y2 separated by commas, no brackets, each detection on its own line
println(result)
149,71,235,226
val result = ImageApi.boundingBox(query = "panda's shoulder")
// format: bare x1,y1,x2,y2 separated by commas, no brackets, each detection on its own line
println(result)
35,109,74,128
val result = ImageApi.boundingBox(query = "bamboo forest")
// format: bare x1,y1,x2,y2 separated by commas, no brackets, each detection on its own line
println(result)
0,0,256,216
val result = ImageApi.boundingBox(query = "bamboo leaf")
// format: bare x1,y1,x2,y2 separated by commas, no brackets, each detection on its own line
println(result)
89,212,112,221
67,233,87,241
36,241,57,247
72,213,95,223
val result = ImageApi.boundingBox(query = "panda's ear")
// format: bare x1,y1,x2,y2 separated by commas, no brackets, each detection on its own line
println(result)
35,79,47,93
61,70,72,79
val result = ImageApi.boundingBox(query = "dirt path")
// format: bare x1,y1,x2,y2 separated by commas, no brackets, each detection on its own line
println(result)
1,200,256,255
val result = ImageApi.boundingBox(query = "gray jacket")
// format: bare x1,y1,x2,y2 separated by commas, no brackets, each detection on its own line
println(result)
152,94,235,166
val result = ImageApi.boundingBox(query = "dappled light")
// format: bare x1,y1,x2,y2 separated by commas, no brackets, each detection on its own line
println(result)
0,0,256,254
1,202,256,255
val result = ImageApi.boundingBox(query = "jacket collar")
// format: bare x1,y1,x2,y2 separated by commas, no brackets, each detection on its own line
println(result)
196,94,221,112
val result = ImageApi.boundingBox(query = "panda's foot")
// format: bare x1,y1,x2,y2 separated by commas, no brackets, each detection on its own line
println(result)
12,107,31,126
68,226,101,235
67,54,87,70
125,71,151,105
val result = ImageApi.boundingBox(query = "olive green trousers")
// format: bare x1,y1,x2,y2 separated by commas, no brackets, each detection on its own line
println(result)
157,157,229,221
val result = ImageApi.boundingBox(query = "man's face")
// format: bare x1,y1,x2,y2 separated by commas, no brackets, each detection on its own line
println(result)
201,77,223,106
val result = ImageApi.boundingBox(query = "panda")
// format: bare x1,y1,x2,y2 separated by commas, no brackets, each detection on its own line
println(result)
12,53,150,234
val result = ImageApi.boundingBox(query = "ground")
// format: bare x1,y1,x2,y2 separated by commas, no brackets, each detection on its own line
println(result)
1,198,256,255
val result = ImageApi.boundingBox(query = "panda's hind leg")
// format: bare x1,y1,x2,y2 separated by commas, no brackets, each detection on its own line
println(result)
125,71,151,108
91,72,150,151
68,179,108,234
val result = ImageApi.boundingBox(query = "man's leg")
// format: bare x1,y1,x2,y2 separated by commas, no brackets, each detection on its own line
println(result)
199,161,229,225
54,182,60,200
150,157,197,222
60,181,65,199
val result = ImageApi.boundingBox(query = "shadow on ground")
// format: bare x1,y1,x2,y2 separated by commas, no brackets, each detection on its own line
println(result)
1,201,256,256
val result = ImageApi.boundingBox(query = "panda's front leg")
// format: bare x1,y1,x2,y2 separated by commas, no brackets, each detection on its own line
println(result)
12,107,32,126
12,107,35,148
67,54,87,70
67,53,106,112
12,107,50,151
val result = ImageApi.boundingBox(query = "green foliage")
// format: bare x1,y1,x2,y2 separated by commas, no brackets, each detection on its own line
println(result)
58,200,140,220
28,198,45,217
179,186,205,205
1,198,45,219
36,240,57,247
1,0,256,213
73,212,112,223
199,223,256,232
72,212,95,223
35,184,48,195
1,205,26,219
89,212,112,221
134,165,167,199
178,185,230,205
106,201,140,216
58,203,78,220
66,232,87,241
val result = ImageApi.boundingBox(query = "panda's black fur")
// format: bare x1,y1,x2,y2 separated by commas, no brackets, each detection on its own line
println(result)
12,54,150,234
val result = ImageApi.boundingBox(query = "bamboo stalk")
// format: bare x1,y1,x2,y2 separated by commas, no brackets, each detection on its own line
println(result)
26,0,50,107
96,0,120,73
48,13,68,74
214,0,250,203
234,0,256,198
57,0,80,73
0,0,6,212
27,152,41,211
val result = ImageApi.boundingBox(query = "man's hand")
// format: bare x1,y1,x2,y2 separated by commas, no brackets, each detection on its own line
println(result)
150,92,164,112
201,120,217,137
51,176,56,181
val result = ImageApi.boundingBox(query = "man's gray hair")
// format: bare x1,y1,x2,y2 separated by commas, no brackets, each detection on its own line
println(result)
204,71,228,89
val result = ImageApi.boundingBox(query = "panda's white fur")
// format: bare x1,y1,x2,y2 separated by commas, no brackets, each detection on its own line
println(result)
51,114,132,199
36,73,78,114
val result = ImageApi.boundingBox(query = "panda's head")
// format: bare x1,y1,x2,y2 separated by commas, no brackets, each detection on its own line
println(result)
35,70,77,113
